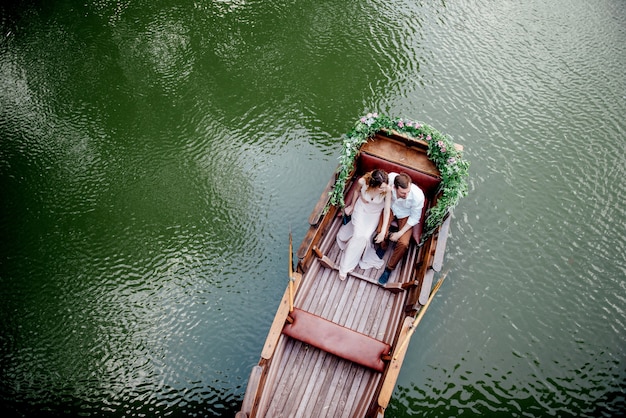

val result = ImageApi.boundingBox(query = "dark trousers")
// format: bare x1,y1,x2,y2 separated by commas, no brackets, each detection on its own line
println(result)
376,211,413,271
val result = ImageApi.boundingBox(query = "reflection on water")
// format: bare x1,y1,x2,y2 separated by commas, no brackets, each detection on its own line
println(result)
1,0,625,416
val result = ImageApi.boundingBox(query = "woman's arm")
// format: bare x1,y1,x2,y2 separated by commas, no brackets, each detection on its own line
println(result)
344,177,364,216
374,185,392,243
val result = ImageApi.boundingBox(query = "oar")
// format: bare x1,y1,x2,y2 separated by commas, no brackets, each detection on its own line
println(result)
393,269,449,360
288,231,295,313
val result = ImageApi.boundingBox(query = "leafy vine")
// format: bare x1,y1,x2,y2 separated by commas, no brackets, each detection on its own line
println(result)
328,113,469,237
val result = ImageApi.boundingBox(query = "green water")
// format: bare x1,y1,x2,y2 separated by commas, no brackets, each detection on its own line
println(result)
1,0,624,417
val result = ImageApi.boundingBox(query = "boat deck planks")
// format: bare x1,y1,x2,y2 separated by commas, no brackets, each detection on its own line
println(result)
253,211,411,417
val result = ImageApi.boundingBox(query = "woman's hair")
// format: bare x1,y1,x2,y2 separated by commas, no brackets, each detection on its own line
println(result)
364,169,388,192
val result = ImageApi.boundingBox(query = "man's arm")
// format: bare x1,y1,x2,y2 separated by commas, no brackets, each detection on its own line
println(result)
389,188,424,241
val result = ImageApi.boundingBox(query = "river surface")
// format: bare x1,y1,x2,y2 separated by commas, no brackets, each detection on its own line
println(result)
1,0,624,417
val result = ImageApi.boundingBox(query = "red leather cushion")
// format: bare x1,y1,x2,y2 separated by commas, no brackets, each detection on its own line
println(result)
357,152,441,198
282,308,390,372
347,152,439,242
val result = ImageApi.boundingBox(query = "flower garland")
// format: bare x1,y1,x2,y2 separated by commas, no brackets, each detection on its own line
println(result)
328,113,469,238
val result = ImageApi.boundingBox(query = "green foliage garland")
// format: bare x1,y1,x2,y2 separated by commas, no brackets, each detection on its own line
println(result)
328,113,470,237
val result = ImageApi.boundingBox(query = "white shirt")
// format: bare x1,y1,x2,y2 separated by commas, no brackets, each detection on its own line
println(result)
389,172,425,227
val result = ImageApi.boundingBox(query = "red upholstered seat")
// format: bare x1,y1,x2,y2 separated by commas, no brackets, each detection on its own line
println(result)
357,152,441,198
282,308,390,372
345,152,441,243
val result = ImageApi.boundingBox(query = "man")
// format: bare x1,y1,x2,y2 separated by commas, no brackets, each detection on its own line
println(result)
376,172,425,284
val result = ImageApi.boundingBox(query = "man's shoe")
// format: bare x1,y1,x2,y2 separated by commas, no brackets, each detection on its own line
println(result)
378,269,391,285
375,246,386,259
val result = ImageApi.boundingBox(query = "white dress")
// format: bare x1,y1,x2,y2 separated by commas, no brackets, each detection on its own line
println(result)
336,182,386,278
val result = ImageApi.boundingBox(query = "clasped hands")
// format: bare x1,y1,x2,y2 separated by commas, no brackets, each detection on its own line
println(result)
374,230,400,244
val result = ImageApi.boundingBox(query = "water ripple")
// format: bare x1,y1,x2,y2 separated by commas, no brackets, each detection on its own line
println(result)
2,0,625,417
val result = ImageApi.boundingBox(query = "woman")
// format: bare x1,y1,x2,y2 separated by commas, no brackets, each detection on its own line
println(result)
336,169,391,280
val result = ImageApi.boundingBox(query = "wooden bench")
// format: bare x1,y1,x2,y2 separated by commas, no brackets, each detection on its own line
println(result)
357,151,441,198
282,308,391,372
350,151,441,244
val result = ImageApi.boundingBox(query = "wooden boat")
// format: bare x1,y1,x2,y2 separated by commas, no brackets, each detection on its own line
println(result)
237,117,467,418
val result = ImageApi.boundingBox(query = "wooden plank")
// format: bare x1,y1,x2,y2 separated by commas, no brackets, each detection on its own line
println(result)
295,348,333,416
320,358,353,416
281,223,366,415
298,258,329,312
381,278,409,343
406,234,436,310
263,339,305,416
341,367,368,418
329,363,356,417
296,203,337,262
321,256,404,293
396,245,412,285
296,260,321,311
348,280,370,332
312,227,404,292
380,292,398,342
377,316,414,410
239,365,262,417
296,227,316,261
307,173,337,226
348,270,404,292
357,373,381,418
279,344,323,415
364,286,385,338
360,136,438,176
278,339,318,415
378,129,429,150
254,334,288,415
418,269,435,305
318,262,346,319
333,264,393,417
261,272,302,360
307,229,388,415
432,216,451,272
277,340,312,412
259,337,289,414
309,355,342,417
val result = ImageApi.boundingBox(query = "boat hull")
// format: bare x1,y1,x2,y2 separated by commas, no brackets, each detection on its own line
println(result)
237,130,453,417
